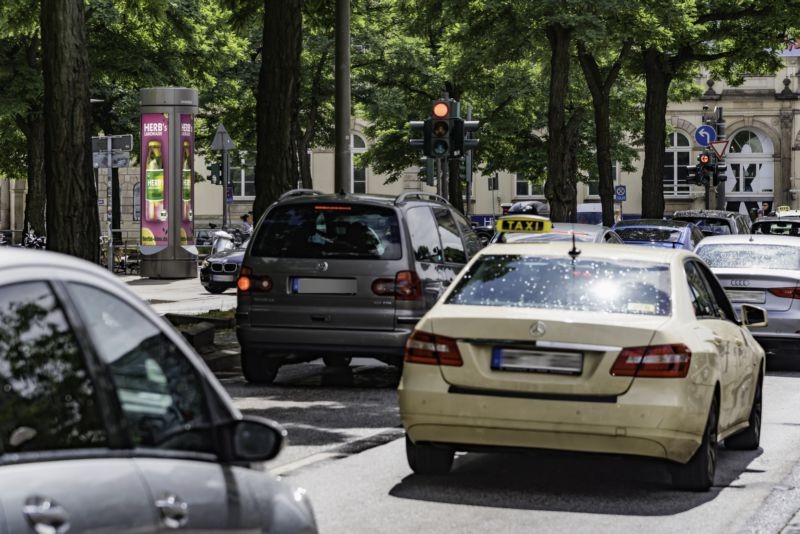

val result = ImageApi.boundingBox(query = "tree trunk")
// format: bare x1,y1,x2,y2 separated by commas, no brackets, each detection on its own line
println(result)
253,0,302,220
19,114,46,237
41,0,98,260
640,48,673,219
544,23,575,223
448,158,464,213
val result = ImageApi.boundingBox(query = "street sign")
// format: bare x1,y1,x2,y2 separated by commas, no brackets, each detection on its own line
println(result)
488,175,499,191
614,185,627,202
92,134,133,153
694,125,717,146
211,124,237,151
93,151,130,168
710,139,730,159
226,184,234,204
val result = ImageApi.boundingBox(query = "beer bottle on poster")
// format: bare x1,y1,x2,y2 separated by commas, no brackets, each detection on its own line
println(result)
145,140,165,222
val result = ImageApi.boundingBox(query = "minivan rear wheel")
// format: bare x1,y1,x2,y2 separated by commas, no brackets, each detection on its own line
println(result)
241,350,281,384
322,355,352,368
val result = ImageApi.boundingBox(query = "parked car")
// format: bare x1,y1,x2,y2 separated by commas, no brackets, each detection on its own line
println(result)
400,241,766,491
236,190,482,384
507,200,550,217
470,222,495,247
695,234,800,365
200,239,248,294
490,215,623,244
612,219,705,250
0,248,317,532
672,209,752,236
752,217,800,236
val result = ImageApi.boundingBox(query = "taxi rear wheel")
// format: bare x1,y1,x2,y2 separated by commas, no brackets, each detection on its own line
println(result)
406,434,454,475
672,395,718,491
726,374,762,450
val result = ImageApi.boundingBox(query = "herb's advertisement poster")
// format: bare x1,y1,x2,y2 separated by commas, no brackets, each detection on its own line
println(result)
180,114,194,245
141,113,169,246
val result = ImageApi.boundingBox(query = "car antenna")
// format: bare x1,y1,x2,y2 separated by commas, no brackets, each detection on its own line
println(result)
568,231,581,261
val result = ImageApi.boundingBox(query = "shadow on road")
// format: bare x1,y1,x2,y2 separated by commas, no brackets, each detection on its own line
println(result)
389,446,762,516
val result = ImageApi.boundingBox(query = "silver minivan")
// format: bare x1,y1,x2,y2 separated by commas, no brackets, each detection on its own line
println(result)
235,191,482,383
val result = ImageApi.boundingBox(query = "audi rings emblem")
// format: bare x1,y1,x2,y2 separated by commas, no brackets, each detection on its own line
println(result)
317,261,329,272
529,321,547,338
730,279,750,287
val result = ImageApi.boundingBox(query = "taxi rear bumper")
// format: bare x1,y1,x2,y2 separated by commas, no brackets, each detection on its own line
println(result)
399,363,714,464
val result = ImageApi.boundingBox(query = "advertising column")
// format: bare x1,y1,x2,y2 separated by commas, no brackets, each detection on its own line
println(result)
141,113,169,248
180,114,194,245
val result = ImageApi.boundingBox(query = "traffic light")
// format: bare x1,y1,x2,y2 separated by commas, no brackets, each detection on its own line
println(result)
410,120,432,157
207,162,221,183
686,165,699,185
697,152,715,186
451,118,480,157
429,99,451,158
713,160,728,186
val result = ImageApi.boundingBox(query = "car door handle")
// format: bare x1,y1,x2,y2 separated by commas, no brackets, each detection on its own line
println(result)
712,335,724,347
23,496,70,534
155,493,189,529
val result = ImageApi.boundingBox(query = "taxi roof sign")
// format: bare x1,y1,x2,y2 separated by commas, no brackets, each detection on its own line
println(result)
495,216,553,234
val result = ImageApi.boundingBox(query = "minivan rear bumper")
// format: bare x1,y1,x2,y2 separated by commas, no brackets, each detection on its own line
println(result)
236,323,413,360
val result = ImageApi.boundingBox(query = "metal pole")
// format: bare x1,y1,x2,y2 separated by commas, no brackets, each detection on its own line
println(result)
334,0,352,194
106,137,113,272
715,107,726,210
222,149,229,228
465,104,473,217
441,158,449,201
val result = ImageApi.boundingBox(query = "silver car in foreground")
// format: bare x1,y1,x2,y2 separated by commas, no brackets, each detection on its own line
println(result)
0,249,316,533
695,234,800,365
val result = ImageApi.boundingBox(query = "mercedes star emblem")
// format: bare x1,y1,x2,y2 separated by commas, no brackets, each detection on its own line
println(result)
529,321,546,338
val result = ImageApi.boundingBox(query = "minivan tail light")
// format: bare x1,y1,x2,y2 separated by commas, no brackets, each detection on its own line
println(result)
395,271,423,301
768,287,800,299
237,266,272,293
371,278,395,296
404,330,462,366
610,344,691,378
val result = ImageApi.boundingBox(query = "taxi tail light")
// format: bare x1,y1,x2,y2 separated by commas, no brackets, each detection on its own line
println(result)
768,287,800,299
237,266,272,293
404,331,463,366
610,344,691,378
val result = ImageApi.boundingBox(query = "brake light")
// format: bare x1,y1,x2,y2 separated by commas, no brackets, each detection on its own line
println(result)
610,344,691,378
768,287,800,299
372,278,395,296
395,271,423,301
237,266,272,293
404,330,462,366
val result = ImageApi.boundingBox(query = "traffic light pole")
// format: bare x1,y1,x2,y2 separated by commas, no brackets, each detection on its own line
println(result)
715,107,726,210
334,0,352,194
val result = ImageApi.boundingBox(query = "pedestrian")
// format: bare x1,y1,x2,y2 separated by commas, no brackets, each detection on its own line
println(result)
240,213,252,235
757,201,770,218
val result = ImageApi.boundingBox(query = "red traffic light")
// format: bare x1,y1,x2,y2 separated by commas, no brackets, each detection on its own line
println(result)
699,153,711,164
432,120,449,137
432,101,450,118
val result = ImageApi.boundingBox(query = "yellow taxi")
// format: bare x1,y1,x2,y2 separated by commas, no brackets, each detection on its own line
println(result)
399,240,766,491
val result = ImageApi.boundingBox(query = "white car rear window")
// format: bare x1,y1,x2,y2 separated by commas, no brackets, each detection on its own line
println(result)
697,244,800,270
446,255,671,316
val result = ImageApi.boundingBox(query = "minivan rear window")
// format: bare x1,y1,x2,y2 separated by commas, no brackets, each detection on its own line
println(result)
252,204,402,259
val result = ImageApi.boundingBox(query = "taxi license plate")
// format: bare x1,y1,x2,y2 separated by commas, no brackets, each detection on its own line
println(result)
212,274,235,282
725,289,765,304
491,347,583,375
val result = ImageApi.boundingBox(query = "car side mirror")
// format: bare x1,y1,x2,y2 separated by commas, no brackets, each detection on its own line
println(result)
230,416,287,462
741,304,768,328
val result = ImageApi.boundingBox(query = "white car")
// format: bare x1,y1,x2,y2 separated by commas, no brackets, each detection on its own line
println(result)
399,242,766,491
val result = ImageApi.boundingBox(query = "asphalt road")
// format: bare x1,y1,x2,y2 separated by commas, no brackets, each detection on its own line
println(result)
221,364,800,534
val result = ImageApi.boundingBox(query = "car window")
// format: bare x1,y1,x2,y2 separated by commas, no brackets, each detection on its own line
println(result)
615,227,682,243
406,206,442,263
694,261,737,322
251,203,402,260
0,282,107,454
751,221,800,236
736,216,749,234
451,210,483,257
684,262,717,318
68,284,215,455
605,231,623,244
446,255,672,316
690,228,705,248
434,208,467,264
696,244,800,269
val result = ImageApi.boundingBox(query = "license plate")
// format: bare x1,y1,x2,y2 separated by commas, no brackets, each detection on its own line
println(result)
212,274,235,282
491,347,583,375
725,289,765,303
292,277,357,295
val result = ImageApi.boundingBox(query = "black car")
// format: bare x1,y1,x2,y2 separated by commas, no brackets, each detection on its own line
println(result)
751,217,800,236
672,209,751,236
200,240,247,294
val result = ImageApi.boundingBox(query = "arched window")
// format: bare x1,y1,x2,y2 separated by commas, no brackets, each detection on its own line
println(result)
132,183,141,221
352,134,367,194
726,129,773,197
663,132,691,197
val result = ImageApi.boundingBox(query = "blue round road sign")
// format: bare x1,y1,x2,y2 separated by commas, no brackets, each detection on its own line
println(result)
614,185,627,201
694,125,717,146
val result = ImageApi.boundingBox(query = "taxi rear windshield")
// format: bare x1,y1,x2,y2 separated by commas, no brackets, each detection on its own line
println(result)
251,204,402,259
752,221,800,237
696,244,800,270
616,227,682,243
446,255,671,316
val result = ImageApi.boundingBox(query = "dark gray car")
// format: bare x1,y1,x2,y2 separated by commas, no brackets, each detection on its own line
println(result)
672,209,752,236
236,191,482,383
0,249,316,533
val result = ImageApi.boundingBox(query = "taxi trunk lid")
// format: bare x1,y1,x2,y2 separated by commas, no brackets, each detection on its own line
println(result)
429,307,668,397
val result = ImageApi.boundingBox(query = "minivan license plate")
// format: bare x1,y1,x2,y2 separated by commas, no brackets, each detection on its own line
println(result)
491,348,583,375
292,277,357,295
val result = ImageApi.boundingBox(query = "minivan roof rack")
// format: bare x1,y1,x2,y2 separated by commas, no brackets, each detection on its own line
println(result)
394,192,451,206
278,189,324,201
